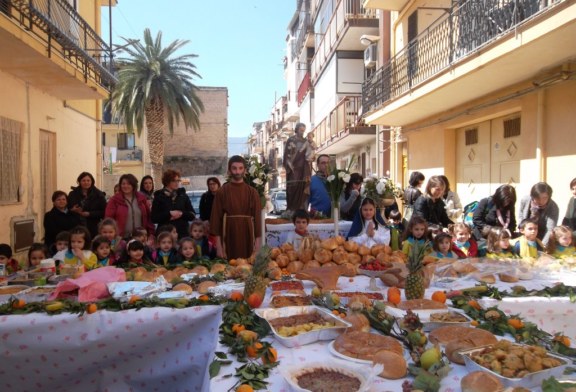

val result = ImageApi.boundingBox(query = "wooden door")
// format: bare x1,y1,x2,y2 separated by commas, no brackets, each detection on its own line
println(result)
490,114,521,194
456,121,491,207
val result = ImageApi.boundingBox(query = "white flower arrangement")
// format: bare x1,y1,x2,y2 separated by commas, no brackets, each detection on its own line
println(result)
361,175,403,207
324,156,355,208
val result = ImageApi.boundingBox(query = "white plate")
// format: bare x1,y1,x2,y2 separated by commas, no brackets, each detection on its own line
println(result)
327,340,372,365
384,306,448,320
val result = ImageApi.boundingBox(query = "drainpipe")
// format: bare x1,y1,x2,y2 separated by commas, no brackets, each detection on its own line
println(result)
535,90,545,180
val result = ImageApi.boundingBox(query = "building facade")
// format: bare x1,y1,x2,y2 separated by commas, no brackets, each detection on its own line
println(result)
362,0,576,212
0,0,115,252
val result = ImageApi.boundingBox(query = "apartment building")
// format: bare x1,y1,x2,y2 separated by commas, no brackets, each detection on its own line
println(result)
0,0,115,250
362,0,576,210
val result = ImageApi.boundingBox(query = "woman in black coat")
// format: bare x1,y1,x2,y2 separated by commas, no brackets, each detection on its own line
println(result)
472,184,517,240
44,191,82,252
151,169,196,239
413,175,453,228
199,177,221,221
67,172,107,238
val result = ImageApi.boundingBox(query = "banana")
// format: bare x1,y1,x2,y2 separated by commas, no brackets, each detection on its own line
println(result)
45,301,65,312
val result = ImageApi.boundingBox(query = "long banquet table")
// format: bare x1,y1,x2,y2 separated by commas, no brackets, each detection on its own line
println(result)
210,272,576,391
265,221,352,247
0,305,222,392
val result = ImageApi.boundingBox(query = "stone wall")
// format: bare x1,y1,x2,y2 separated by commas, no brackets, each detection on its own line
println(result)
163,87,228,177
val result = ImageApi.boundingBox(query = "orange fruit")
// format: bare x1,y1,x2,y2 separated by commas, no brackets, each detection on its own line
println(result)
246,293,264,308
236,385,253,392
262,346,278,364
86,303,98,314
470,320,479,327
229,258,238,267
128,295,141,304
507,318,524,329
198,295,209,301
431,291,446,304
387,287,401,305
232,324,246,335
246,342,263,358
12,298,26,309
230,292,244,302
467,300,481,310
332,309,340,316
560,336,571,347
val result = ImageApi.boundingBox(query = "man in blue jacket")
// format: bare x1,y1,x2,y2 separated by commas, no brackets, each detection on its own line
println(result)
309,154,331,217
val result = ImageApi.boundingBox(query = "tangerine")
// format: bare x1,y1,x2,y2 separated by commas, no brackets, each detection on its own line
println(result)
387,287,401,305
431,291,447,304
236,385,254,392
232,324,246,335
12,298,26,309
230,292,244,302
246,342,263,358
470,320,479,327
262,346,278,364
86,303,98,314
198,295,210,302
467,300,481,310
507,318,524,330
128,295,141,304
246,293,264,308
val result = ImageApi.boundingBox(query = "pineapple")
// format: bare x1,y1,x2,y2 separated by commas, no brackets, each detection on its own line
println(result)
405,241,430,300
243,246,271,308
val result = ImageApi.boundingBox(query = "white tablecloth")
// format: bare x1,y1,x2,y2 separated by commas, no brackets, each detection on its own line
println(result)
265,221,352,247
210,274,576,391
0,306,222,392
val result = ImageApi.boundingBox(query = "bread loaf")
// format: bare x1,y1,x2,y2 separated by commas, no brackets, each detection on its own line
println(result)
460,371,503,392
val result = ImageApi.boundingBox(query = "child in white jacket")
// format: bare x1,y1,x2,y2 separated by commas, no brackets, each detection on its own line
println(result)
346,198,390,248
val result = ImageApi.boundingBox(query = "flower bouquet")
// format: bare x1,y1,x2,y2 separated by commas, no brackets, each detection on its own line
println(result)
361,175,403,208
244,155,272,208
324,159,355,208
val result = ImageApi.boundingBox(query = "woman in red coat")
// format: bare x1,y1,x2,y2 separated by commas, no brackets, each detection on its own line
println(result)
105,174,154,239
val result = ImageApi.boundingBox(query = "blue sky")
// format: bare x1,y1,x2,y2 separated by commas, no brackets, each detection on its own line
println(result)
102,0,295,138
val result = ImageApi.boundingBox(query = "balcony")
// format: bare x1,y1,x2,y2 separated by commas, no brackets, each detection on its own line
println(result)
363,0,408,11
291,12,313,60
0,0,115,99
311,0,378,81
297,71,311,105
313,96,376,155
362,0,576,125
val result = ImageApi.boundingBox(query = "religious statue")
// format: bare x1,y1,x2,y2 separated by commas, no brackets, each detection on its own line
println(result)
283,123,315,213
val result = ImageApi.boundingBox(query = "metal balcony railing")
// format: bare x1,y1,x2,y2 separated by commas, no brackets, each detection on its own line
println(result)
362,0,563,115
311,0,377,80
291,12,312,59
313,96,370,145
3,0,116,90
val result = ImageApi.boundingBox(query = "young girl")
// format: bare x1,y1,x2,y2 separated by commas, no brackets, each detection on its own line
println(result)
28,243,49,268
387,210,404,251
157,224,179,249
98,218,125,262
347,198,390,247
131,227,154,261
547,226,576,259
189,220,216,259
402,216,429,256
91,235,112,267
59,226,97,270
117,240,153,268
449,223,479,259
486,227,516,259
154,232,179,266
431,233,456,259
177,237,196,265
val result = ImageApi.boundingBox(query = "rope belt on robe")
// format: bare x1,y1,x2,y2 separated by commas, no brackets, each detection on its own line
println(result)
222,213,255,256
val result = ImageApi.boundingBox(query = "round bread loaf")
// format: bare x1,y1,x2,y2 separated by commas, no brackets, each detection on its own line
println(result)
196,280,216,294
397,299,447,310
460,371,503,392
372,349,407,379
429,326,498,346
333,331,403,361
172,283,193,294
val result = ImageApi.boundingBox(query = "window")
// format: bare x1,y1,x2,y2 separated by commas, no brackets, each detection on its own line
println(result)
40,130,56,216
503,117,521,138
465,128,478,145
0,116,23,203
117,133,135,149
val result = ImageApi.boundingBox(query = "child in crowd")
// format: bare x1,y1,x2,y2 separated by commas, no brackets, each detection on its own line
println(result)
0,243,21,274
387,210,404,251
28,243,49,268
286,209,311,252
511,218,544,258
117,240,153,268
51,231,70,265
427,224,442,240
98,218,125,262
485,227,516,259
431,233,457,259
347,198,390,247
157,224,179,249
189,220,216,259
154,231,179,266
402,216,429,256
546,226,576,259
131,227,155,261
177,237,196,265
58,226,97,270
91,235,113,267
204,220,217,254
449,223,479,259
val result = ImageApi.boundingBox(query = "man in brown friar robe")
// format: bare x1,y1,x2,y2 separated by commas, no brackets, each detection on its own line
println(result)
210,155,262,260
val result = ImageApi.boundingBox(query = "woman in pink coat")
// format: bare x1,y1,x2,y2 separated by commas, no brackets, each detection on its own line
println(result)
105,174,154,239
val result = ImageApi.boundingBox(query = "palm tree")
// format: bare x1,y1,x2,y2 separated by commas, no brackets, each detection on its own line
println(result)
111,28,204,185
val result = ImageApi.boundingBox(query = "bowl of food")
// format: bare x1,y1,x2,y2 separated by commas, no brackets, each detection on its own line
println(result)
422,310,473,332
254,306,351,347
461,340,569,388
280,360,382,392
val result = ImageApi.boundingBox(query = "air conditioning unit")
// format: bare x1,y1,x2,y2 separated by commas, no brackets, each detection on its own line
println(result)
364,44,377,68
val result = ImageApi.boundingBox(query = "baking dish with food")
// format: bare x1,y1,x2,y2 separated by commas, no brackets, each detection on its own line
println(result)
254,306,351,347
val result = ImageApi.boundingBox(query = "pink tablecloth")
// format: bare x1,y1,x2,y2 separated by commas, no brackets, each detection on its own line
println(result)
0,305,222,392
